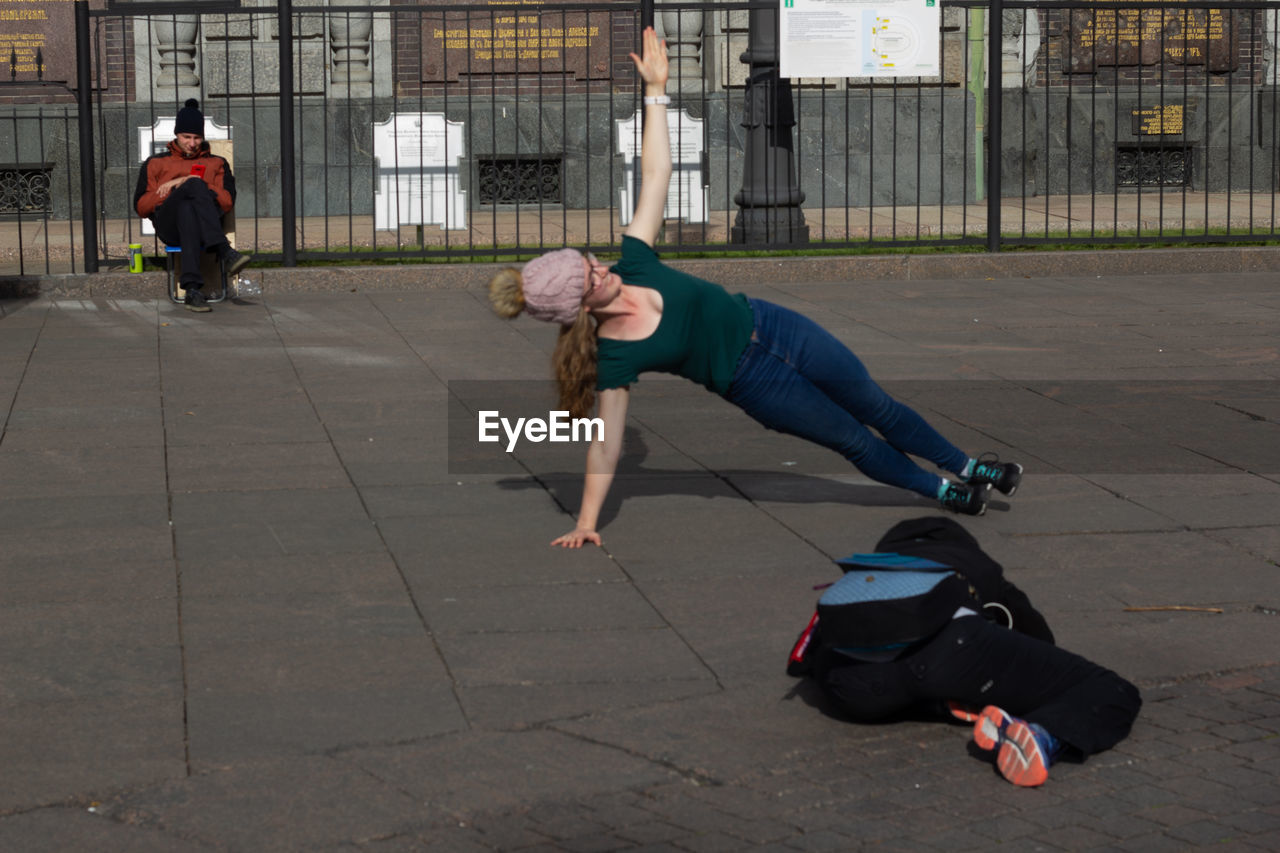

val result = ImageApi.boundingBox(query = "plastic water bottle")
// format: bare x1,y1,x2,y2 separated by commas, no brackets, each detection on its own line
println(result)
233,276,261,298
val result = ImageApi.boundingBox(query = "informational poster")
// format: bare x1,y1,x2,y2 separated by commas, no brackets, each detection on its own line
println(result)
372,113,466,231
616,109,708,225
420,10,610,83
0,0,76,83
779,0,939,79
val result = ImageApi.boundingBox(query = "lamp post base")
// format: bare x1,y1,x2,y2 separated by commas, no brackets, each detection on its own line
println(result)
731,208,810,245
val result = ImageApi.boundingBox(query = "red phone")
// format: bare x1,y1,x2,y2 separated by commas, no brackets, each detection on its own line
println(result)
190,163,206,179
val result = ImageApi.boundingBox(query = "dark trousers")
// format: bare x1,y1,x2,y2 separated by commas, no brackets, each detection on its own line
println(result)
821,615,1142,756
152,179,227,286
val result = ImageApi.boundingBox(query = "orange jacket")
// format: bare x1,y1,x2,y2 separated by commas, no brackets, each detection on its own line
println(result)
133,139,235,219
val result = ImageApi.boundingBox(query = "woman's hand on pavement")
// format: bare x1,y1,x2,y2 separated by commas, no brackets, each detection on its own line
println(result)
551,527,602,549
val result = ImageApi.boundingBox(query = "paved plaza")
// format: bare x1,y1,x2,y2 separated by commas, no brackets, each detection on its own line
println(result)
0,255,1278,850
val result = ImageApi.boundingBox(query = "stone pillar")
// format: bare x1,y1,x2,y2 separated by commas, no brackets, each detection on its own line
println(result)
1265,11,1280,85
329,2,373,87
153,15,199,87
1003,9,1041,88
661,8,705,94
990,8,1041,89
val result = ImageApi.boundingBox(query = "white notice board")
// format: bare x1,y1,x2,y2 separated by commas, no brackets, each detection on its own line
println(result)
373,113,466,231
779,0,940,79
616,108,708,225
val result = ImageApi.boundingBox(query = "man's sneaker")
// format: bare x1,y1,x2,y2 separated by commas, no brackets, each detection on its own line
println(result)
185,289,212,313
946,700,982,723
973,705,1013,751
967,455,1023,496
973,705,1057,787
939,481,990,516
221,247,251,277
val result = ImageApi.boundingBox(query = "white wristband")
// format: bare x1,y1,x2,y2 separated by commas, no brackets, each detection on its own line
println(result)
642,95,671,106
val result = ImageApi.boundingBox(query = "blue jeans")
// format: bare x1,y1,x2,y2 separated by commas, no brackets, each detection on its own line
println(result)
725,299,968,498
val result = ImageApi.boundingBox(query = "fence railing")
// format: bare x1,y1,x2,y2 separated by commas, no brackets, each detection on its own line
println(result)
1,0,1278,275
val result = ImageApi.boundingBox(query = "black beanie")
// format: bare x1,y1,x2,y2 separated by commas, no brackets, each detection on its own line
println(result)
174,98,205,136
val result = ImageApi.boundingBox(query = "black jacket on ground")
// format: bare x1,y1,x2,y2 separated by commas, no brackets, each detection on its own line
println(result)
790,517,1141,757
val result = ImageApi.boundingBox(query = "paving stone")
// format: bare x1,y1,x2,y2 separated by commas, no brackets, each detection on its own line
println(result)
466,817,554,850
163,399,330,445
0,808,213,853
1240,827,1280,850
167,440,351,492
0,695,186,811
0,598,183,704
97,756,435,851
1113,833,1194,853
614,822,688,846
558,832,634,853
1083,813,1168,840
0,445,167,497
668,831,743,853
1139,804,1217,828
1165,819,1250,846
4,278,1280,849
917,827,1001,851
529,814,611,843
1223,808,1280,833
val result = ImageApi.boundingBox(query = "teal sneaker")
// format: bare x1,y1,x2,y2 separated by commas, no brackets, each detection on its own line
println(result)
966,454,1023,496
939,481,991,516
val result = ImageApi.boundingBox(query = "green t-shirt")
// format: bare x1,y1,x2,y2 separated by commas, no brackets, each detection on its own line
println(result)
596,236,754,394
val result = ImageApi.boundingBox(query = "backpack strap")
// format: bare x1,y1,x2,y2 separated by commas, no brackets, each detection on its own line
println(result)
835,552,951,572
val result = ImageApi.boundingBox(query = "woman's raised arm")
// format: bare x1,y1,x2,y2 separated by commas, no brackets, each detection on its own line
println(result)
623,27,671,248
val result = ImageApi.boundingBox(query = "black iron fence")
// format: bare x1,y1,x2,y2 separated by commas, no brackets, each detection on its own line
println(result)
1,0,1278,275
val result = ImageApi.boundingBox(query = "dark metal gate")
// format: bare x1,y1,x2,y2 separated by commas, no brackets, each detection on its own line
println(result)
0,0,1277,275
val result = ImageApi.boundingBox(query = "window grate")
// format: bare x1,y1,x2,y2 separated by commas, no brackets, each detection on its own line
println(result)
1116,147,1189,188
0,165,52,214
478,157,562,205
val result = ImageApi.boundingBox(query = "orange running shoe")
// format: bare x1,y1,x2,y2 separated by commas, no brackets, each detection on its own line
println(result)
971,705,1059,787
973,705,1011,751
995,718,1052,787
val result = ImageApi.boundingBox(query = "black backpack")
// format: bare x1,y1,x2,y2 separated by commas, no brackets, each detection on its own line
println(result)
787,517,1053,678
874,516,1054,644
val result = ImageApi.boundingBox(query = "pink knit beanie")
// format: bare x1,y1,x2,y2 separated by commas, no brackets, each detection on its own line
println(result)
522,248,585,326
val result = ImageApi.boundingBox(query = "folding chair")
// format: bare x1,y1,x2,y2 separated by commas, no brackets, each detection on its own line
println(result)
166,244,231,305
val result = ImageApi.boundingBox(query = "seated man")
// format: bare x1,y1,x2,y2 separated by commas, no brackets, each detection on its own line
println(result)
133,99,249,313
788,517,1142,787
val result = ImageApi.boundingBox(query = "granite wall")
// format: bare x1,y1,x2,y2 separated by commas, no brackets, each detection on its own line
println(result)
4,87,1276,223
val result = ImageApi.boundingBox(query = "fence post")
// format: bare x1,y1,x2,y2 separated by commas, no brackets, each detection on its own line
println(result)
641,0,653,31
986,0,1002,252
75,0,98,273
278,0,297,266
